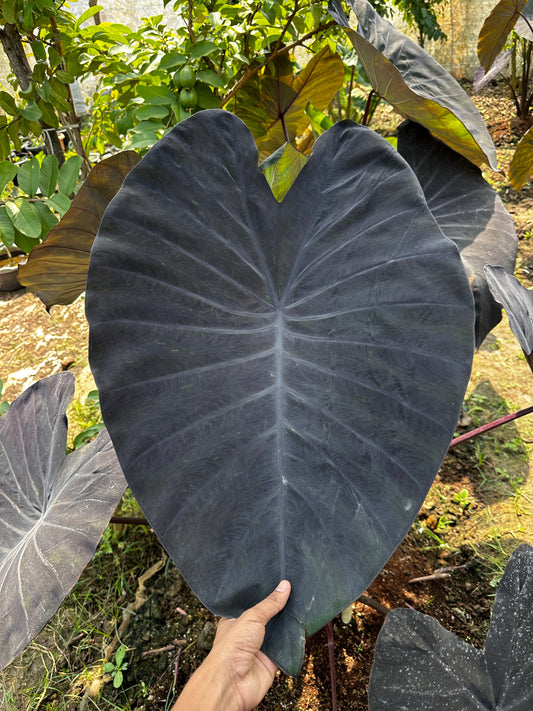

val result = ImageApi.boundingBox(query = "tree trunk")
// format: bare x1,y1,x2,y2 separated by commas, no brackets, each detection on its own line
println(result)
0,23,65,164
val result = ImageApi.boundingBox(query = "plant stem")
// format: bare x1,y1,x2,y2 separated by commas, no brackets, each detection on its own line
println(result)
449,405,533,449
326,621,338,711
346,65,355,120
362,89,376,126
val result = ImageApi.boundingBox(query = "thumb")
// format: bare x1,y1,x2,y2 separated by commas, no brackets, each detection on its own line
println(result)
246,580,291,627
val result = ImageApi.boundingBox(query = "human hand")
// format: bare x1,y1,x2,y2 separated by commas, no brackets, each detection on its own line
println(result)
172,580,291,711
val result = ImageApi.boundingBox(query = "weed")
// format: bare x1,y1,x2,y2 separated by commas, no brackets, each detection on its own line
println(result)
69,389,104,449
453,488,472,510
103,644,129,688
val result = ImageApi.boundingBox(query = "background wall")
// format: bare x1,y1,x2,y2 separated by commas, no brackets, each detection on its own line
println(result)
426,0,497,79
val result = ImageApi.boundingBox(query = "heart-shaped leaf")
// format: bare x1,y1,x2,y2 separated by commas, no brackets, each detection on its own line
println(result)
18,151,141,307
329,0,498,169
85,110,474,674
478,0,528,71
233,46,345,158
369,544,533,710
397,120,517,347
484,265,533,371
0,372,126,671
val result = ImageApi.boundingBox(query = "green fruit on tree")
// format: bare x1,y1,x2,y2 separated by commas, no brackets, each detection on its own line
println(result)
179,87,198,109
172,69,182,88
178,65,196,88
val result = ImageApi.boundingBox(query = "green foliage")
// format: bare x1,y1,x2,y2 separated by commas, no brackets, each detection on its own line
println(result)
0,153,81,253
372,0,448,45
71,389,104,450
103,644,129,688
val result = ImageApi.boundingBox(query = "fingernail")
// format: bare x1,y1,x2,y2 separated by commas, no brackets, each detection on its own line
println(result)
276,580,290,592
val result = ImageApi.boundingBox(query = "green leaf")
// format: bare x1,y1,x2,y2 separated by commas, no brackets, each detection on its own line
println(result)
39,155,59,198
171,101,189,123
0,120,10,160
2,0,16,24
329,0,498,170
136,85,176,105
478,0,527,71
113,670,123,688
31,41,47,62
0,161,18,194
0,206,15,248
5,200,42,239
32,62,47,84
103,662,115,673
19,101,42,122
0,91,19,117
75,5,104,30
46,193,72,217
190,40,218,58
38,99,60,128
509,125,533,188
49,77,68,101
58,155,83,196
196,70,225,89
73,423,105,449
48,46,62,70
260,143,308,202
158,52,187,70
135,105,170,121
115,645,126,666
33,200,58,233
14,231,40,253
195,84,221,110
36,81,51,102
17,158,41,197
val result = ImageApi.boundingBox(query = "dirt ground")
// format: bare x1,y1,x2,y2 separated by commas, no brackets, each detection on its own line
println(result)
1,83,533,710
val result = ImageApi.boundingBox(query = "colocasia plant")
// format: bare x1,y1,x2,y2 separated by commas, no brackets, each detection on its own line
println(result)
0,0,524,689
369,544,533,710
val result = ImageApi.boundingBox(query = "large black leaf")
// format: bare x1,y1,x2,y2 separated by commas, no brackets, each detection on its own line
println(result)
484,265,533,371
397,120,517,347
328,0,498,169
85,109,474,674
368,545,533,710
0,372,126,671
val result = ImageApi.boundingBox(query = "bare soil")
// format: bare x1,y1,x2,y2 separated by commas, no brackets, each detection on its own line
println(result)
1,82,533,711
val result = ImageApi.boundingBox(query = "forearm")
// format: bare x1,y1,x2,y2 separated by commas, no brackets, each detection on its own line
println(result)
172,655,241,711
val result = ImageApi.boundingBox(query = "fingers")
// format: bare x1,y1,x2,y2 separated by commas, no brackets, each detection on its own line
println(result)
245,580,291,627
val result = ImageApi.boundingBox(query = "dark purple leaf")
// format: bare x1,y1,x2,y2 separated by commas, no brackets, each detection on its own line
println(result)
0,372,126,671
369,609,493,709
478,0,528,71
328,0,498,169
397,120,517,347
484,265,533,370
473,50,513,92
484,544,533,709
85,109,474,674
369,545,533,710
